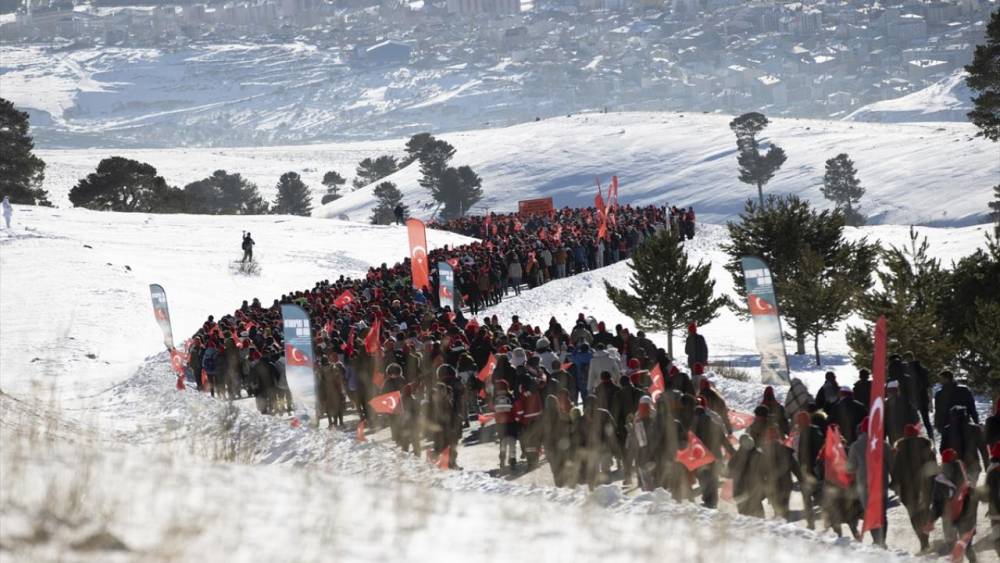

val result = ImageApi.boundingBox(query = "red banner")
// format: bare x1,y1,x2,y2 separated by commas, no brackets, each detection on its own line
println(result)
334,289,355,309
677,431,716,472
728,410,755,431
517,197,554,216
863,315,888,532
649,364,665,402
364,317,382,355
822,425,851,488
406,218,430,291
478,353,497,382
370,391,401,414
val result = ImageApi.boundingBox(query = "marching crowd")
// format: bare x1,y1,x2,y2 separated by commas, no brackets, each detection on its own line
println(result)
181,203,998,560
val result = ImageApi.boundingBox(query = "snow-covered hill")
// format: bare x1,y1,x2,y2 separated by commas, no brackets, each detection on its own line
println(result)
5,204,991,562
37,112,999,227
844,71,976,124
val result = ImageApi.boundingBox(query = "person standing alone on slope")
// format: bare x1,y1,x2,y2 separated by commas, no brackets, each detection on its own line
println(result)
242,231,255,263
2,196,12,229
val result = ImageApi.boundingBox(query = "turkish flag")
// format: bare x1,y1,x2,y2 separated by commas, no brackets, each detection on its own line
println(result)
863,315,887,533
478,413,495,425
677,431,716,472
169,348,186,375
822,425,852,488
649,364,665,402
597,214,608,241
561,361,573,371
748,293,776,315
782,430,799,449
201,369,209,390
356,419,367,442
728,410,756,431
364,317,381,355
286,344,311,367
478,353,497,383
334,289,355,309
594,179,605,213
370,391,401,414
406,219,430,291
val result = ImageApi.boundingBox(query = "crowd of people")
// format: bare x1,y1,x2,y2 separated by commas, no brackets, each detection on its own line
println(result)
180,203,998,560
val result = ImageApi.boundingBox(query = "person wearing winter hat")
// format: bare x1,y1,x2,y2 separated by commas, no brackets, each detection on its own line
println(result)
886,379,919,445
986,397,1000,446
493,379,518,472
684,322,708,373
830,385,867,446
892,420,937,551
932,448,979,561
848,415,891,547
784,377,812,420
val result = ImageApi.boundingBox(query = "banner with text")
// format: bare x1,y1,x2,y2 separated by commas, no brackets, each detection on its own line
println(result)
406,218,430,292
517,197,554,217
438,261,457,310
740,256,790,384
281,304,317,421
149,284,174,350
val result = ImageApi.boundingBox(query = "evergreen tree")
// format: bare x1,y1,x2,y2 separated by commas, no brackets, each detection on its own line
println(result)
433,165,483,219
729,112,787,205
0,97,50,205
821,153,865,226
965,8,1000,141
417,138,457,194
271,171,312,216
989,184,1000,226
183,170,268,214
321,170,346,204
369,181,407,225
69,157,180,212
403,132,434,165
723,195,876,356
940,233,1000,391
353,155,398,189
846,228,957,375
605,229,729,356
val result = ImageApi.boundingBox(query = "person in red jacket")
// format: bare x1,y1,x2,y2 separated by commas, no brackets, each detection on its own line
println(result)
494,380,518,472
515,380,544,469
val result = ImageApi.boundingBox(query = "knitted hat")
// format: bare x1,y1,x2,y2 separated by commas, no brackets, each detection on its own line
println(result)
942,448,958,464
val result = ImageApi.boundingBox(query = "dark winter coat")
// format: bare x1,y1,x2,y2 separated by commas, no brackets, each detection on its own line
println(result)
934,382,979,432
891,435,936,512
941,416,989,477
830,397,867,446
885,393,920,445
684,333,708,368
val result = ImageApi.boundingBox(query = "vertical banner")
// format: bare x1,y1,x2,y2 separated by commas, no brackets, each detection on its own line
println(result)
740,257,790,384
406,218,430,292
149,284,174,350
438,261,456,310
863,315,888,532
281,304,317,420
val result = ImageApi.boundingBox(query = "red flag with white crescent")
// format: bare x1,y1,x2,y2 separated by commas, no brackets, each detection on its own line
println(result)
677,431,716,472
951,528,976,563
334,289,355,309
437,446,451,470
822,425,852,488
748,294,777,315
478,413,495,425
863,315,887,533
406,219,431,291
728,410,756,431
285,344,311,367
370,391,401,414
649,364,665,402
169,348,186,375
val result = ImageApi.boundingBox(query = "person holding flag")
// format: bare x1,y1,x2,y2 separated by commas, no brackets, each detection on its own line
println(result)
848,417,892,546
930,449,979,562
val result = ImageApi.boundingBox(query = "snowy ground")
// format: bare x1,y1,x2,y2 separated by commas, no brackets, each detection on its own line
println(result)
0,205,995,562
35,112,999,226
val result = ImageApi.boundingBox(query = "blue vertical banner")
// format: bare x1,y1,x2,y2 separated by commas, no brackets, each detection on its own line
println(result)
281,304,317,420
437,261,456,310
149,284,174,350
740,256,790,384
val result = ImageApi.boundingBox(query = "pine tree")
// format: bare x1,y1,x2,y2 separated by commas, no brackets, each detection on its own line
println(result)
0,97,50,205
605,229,729,356
965,8,1000,141
729,112,787,206
846,228,957,375
321,171,346,204
989,184,1000,226
183,170,268,214
433,165,483,219
417,138,457,196
369,181,407,225
403,132,434,165
940,232,1000,391
271,171,312,216
722,195,876,356
821,153,865,226
69,157,180,212
353,156,398,189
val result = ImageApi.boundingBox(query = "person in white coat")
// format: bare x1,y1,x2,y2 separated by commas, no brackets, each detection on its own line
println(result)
587,343,622,393
2,196,12,229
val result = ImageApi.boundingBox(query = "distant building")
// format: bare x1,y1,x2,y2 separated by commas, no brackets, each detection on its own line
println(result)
354,40,412,67
446,0,519,15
